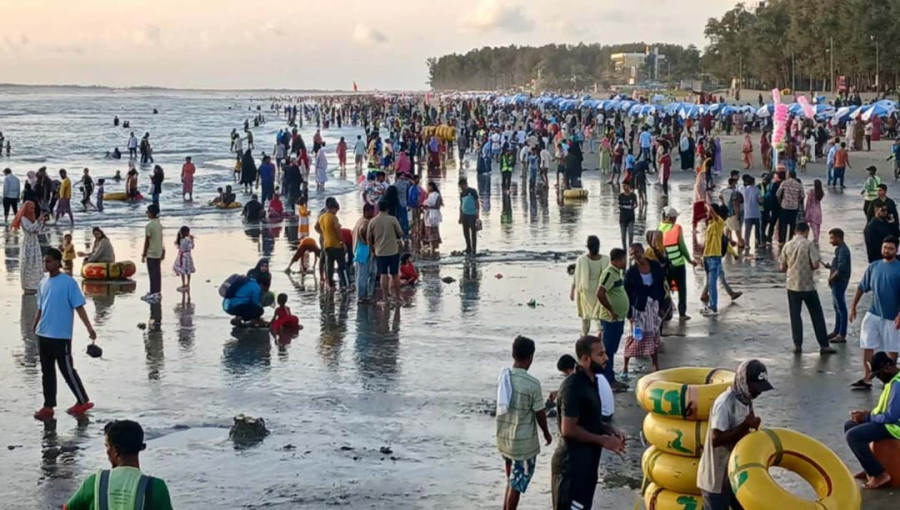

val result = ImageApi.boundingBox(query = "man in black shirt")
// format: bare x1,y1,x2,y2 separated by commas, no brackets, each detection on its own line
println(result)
243,194,264,223
551,335,626,510
864,204,900,263
618,182,637,250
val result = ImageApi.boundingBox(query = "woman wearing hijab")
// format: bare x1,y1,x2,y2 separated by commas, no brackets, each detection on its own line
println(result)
247,258,274,306
78,227,116,263
679,132,693,171
381,185,400,218
240,150,258,193
23,171,38,207
621,242,668,376
570,236,609,336
598,135,612,175
11,201,44,293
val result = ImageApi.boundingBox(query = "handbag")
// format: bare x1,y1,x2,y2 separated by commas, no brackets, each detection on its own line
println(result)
353,241,370,264
475,218,483,232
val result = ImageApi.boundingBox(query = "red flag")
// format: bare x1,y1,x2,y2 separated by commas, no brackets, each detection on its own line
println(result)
353,81,358,92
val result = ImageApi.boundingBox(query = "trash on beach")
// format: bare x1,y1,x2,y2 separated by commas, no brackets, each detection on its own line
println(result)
137,323,147,330
441,276,456,284
494,273,503,279
527,299,538,307
229,414,269,445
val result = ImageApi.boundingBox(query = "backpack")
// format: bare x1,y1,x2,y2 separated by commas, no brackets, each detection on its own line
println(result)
219,274,248,298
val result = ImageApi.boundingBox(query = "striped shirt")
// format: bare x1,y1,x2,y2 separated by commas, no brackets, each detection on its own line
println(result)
777,178,804,211
496,368,545,460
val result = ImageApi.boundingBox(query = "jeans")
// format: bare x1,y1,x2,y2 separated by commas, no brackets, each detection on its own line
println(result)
600,320,625,384
461,214,478,254
669,264,688,317
705,256,722,311
228,302,264,321
827,163,834,185
325,247,349,289
743,217,762,248
152,191,160,208
39,337,89,408
787,290,830,348
778,209,798,244
831,281,849,336
147,257,161,294
833,166,846,187
763,208,778,243
620,221,634,251
356,257,375,299
702,477,743,510
501,171,512,191
844,420,893,477
261,182,274,203
3,197,18,218
397,205,409,238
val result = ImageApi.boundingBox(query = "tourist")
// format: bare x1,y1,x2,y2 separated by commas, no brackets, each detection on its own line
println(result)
181,156,195,201
3,167,20,222
833,141,850,188
64,420,173,509
863,166,883,220
659,145,671,197
141,204,164,303
55,169,74,226
32,247,97,420
223,273,265,327
11,201,44,294
622,243,667,375
849,236,900,390
826,137,838,186
804,179,825,244
399,253,419,285
742,134,753,169
315,143,328,191
78,167,95,211
844,352,900,490
776,170,804,245
779,222,836,355
823,228,852,344
700,203,725,316
257,155,276,204
270,293,301,336
868,184,899,224
697,360,772,510
150,165,164,209
551,335,626,510
316,197,349,292
368,201,403,301
659,207,695,319
352,203,375,303
495,336,552,510
423,181,443,254
286,237,321,276
864,204,900,263
336,136,347,174
127,131,138,159
570,235,609,336
79,227,116,264
596,248,629,391
458,178,479,256
617,181,636,251
240,150,257,193
740,175,762,250
172,226,195,292
242,194,263,222
354,135,366,174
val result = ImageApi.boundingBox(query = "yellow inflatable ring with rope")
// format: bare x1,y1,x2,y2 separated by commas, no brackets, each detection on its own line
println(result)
636,367,734,420
643,482,703,510
642,413,708,457
728,428,861,510
641,446,701,495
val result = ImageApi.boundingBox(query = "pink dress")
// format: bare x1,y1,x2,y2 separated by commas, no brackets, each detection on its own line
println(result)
804,189,822,226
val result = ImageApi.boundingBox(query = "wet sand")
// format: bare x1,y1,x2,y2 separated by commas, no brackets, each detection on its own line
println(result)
2,110,899,507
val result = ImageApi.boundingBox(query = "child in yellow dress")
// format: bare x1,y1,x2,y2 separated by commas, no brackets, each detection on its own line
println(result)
61,233,76,274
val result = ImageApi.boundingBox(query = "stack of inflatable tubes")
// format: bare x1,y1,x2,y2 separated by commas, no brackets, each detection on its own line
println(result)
636,367,734,508
422,125,457,142
728,428,861,510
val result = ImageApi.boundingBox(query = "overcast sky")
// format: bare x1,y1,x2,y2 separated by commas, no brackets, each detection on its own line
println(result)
0,0,739,90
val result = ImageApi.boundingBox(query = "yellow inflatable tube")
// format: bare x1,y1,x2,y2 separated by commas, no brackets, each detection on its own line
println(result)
643,413,708,457
642,446,701,495
636,367,734,420
728,428,861,510
562,188,588,199
643,482,703,510
214,201,242,209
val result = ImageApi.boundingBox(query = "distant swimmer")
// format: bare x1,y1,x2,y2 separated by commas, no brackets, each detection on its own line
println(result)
113,115,119,126
113,170,122,182
152,108,158,114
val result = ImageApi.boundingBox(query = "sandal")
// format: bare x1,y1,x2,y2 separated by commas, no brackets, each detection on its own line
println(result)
850,379,873,390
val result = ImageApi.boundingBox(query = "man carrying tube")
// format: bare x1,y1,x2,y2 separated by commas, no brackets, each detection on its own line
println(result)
845,351,900,489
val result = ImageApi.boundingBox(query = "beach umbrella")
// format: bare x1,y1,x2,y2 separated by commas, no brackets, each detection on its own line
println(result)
756,104,772,117
639,105,657,117
862,101,895,121
619,100,635,112
665,102,682,115
628,103,643,117
651,94,666,104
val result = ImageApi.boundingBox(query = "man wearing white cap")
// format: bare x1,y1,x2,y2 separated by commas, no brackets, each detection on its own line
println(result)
659,207,696,320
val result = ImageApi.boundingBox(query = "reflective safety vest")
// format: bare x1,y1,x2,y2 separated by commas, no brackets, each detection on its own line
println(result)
873,373,900,440
661,223,686,267
864,176,882,201
93,468,153,510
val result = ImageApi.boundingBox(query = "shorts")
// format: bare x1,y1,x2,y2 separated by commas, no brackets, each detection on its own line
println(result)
355,154,363,164
376,254,400,276
860,312,900,352
504,457,536,493
725,215,741,233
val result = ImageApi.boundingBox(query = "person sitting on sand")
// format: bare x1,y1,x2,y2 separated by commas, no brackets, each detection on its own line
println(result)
112,147,121,159
78,227,116,264
845,351,900,489
268,192,285,220
270,293,301,336
399,253,419,285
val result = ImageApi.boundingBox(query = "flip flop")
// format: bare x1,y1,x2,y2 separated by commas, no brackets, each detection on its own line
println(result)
851,379,873,390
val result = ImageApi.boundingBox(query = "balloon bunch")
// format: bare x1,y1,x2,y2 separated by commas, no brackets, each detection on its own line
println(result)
796,95,815,119
771,88,788,151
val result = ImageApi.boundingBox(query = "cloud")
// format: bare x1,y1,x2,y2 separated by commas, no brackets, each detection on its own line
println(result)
353,24,388,44
464,0,534,33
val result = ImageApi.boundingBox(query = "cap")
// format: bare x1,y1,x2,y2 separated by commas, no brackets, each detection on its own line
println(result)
663,206,679,218
867,165,877,173
870,351,896,373
746,360,774,393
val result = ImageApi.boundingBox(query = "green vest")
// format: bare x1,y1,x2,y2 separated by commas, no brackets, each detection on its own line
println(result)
864,176,882,201
873,373,900,440
93,467,152,510
660,222,686,267
501,155,513,173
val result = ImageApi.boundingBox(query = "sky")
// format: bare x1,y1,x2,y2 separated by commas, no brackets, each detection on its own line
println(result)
0,0,740,90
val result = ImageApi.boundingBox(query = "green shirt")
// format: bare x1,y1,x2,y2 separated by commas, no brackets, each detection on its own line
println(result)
66,467,173,510
864,175,882,201
496,368,544,461
145,219,164,259
598,265,628,322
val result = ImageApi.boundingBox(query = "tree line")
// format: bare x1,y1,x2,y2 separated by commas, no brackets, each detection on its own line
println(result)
427,0,900,93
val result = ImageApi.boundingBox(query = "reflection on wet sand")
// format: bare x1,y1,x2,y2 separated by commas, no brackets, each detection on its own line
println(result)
223,329,272,375
460,262,481,315
318,293,350,369
17,293,39,369
175,292,195,351
145,302,164,380
354,305,400,387
82,280,137,325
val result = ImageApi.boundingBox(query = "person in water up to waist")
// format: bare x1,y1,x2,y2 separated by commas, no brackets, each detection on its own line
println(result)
845,351,900,490
65,419,172,509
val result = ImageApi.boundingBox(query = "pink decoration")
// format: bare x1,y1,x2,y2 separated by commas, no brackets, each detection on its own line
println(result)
797,96,815,119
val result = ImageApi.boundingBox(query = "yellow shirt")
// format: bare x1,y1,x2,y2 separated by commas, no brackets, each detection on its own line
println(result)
59,178,72,199
317,211,342,249
62,242,76,261
704,216,724,258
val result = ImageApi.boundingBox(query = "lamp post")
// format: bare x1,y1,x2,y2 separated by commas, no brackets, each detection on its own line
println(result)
871,35,880,90
826,37,834,94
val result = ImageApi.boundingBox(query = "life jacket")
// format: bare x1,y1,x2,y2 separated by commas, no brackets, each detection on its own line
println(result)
874,372,900,440
92,468,154,510
661,223,686,266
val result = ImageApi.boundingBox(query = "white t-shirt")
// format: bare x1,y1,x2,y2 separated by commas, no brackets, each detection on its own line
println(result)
697,388,750,494
598,376,615,417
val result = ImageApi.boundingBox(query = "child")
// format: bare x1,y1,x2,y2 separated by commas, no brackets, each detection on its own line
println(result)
96,179,105,212
548,354,614,422
172,226,195,292
298,199,311,239
399,253,419,285
233,155,242,183
623,148,636,184
61,234,76,274
211,187,224,206
270,293,301,335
